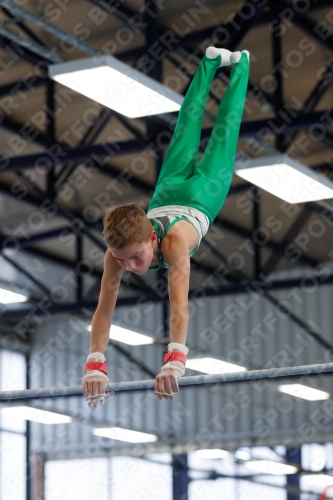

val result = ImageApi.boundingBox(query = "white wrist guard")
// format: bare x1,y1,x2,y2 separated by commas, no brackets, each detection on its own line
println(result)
161,362,185,376
87,352,106,362
168,343,189,355
82,370,109,383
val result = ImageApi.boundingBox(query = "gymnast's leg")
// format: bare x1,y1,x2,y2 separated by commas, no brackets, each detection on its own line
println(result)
190,51,250,222
148,49,233,210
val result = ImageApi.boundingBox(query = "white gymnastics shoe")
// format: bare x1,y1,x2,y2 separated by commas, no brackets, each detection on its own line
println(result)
230,50,250,64
205,46,232,67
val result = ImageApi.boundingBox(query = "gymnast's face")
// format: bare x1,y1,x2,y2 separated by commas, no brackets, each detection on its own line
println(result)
110,230,157,274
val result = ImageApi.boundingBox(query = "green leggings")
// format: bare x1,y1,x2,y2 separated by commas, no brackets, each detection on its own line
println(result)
147,51,250,226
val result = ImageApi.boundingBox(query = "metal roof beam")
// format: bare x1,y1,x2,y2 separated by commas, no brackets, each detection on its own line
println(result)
0,75,46,98
281,0,333,53
2,272,333,318
0,178,322,272
2,109,332,172
1,253,52,297
0,24,62,63
114,6,329,63
0,226,74,250
282,57,333,152
0,0,101,57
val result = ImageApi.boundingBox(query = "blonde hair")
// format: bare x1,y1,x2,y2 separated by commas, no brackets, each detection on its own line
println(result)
103,203,153,249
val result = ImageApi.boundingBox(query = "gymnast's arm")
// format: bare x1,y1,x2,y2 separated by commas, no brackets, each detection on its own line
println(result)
154,233,191,400
83,249,124,404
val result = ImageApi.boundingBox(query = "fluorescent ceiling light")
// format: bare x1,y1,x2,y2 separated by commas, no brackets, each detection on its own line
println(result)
93,427,157,443
0,287,28,304
234,154,333,203
87,324,154,345
278,384,330,401
49,55,183,118
244,460,298,475
0,406,72,424
235,449,252,460
302,474,333,488
194,449,230,459
186,357,246,375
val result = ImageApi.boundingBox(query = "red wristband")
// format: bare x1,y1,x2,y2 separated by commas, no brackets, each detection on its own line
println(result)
84,361,108,376
163,352,187,366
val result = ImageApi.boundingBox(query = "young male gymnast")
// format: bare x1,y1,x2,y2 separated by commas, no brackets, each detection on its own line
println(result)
82,47,250,407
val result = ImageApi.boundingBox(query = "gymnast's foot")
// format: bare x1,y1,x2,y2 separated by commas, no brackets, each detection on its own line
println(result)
230,50,250,63
205,47,232,67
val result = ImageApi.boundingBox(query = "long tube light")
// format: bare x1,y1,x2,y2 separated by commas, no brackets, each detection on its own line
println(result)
93,427,157,443
235,154,333,203
186,357,246,375
49,55,183,118
0,287,28,304
0,406,72,424
194,449,230,459
87,324,154,345
244,460,298,475
278,384,330,401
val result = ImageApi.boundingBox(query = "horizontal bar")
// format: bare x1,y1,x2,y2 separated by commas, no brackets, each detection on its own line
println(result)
1,363,332,401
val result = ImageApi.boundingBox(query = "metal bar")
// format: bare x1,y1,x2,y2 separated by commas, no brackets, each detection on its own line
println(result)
223,0,261,49
282,58,333,152
0,0,101,56
14,171,152,295
76,235,83,303
88,0,149,28
214,216,318,269
14,171,106,252
1,253,52,297
253,188,260,279
46,78,55,198
0,231,103,277
0,227,74,250
200,239,333,355
0,24,62,62
263,292,333,354
261,207,313,277
175,0,331,47
272,15,284,150
0,33,47,65
115,9,323,64
26,353,31,500
0,75,46,98
1,115,46,148
1,3,56,51
286,447,301,500
173,454,188,500
0,175,319,273
1,362,333,401
2,109,332,172
54,107,114,192
286,1,333,53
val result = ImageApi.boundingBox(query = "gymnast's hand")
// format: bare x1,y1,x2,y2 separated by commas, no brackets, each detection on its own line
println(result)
83,374,114,408
154,368,182,401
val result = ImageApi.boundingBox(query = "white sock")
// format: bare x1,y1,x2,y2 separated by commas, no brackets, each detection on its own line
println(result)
230,50,250,64
205,46,232,67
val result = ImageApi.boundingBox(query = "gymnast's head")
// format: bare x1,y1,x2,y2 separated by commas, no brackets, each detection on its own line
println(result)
103,203,157,274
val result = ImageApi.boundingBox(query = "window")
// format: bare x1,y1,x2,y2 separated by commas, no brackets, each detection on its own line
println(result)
45,456,172,500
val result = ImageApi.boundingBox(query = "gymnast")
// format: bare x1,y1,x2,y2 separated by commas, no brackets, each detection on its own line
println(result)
82,47,250,407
